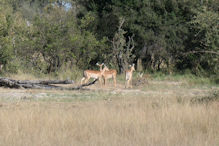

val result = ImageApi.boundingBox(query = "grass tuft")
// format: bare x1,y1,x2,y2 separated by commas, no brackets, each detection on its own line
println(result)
191,90,219,105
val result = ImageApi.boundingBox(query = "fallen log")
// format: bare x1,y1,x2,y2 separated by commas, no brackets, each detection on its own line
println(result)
17,79,74,85
0,77,98,90
0,78,22,89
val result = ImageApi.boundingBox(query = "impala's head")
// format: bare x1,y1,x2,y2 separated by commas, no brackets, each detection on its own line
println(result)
96,63,104,70
103,65,109,71
100,65,109,75
129,64,135,72
96,62,104,67
138,72,144,78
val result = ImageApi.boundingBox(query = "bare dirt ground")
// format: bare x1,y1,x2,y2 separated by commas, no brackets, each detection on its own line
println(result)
0,79,213,102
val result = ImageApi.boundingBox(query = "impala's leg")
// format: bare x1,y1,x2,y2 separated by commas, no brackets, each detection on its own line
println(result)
130,79,133,88
84,77,90,84
98,77,102,87
125,80,129,88
127,80,130,88
113,76,116,87
104,78,107,86
81,77,85,85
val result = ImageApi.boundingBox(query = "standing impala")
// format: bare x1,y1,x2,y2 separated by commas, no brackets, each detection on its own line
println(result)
125,64,135,88
102,68,117,87
97,64,117,87
81,63,109,85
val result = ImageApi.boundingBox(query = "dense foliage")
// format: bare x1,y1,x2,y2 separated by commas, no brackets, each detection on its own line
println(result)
0,0,218,76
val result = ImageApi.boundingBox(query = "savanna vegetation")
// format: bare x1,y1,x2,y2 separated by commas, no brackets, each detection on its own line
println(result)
0,0,219,146
0,0,218,79
0,76,219,146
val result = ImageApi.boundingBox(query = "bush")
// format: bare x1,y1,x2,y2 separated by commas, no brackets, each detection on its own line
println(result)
191,90,219,105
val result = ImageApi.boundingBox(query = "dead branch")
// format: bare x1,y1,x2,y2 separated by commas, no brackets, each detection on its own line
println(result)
17,79,74,85
0,77,98,90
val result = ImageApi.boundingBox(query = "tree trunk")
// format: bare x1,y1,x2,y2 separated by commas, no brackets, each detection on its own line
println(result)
137,58,143,71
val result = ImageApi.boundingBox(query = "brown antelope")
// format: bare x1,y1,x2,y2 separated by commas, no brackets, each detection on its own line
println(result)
102,69,117,87
96,63,117,87
125,64,135,88
81,63,109,85
95,63,117,87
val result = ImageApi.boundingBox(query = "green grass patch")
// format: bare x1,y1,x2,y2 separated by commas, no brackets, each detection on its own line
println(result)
151,72,216,86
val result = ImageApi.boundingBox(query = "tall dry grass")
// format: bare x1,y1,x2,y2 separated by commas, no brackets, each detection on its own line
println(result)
0,72,218,146
0,98,218,146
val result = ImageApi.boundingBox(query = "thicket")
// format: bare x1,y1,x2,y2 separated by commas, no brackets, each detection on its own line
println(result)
0,0,218,78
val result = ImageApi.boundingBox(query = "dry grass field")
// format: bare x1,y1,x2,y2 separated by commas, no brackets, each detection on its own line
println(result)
0,75,218,146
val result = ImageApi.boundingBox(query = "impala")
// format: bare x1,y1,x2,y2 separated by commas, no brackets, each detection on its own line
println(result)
125,64,135,88
102,68,117,87
97,64,117,87
81,63,109,85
